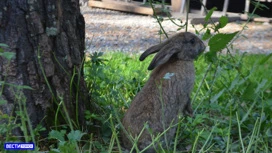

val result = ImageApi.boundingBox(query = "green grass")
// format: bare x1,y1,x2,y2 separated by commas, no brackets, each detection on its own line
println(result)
83,52,272,152
1,49,272,152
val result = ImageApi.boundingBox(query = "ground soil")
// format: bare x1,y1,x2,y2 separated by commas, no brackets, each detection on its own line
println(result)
81,7,272,54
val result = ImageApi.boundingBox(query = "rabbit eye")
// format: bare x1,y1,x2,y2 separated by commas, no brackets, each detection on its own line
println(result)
189,38,195,44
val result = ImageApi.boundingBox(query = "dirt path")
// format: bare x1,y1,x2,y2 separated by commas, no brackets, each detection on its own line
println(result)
82,7,272,54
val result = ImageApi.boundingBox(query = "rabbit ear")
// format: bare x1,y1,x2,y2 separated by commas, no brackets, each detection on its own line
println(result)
148,44,179,70
139,40,169,61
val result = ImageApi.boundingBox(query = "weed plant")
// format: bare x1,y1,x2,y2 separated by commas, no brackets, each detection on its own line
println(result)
82,1,272,152
83,51,272,152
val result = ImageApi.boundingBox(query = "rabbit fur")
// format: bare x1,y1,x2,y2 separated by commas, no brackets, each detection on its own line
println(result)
121,32,206,153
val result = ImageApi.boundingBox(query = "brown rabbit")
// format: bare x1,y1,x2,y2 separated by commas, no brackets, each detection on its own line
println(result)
121,32,205,153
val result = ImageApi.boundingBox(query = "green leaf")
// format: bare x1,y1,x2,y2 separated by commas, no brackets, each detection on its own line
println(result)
67,130,85,142
49,130,66,142
210,15,228,32
251,1,269,10
0,43,9,48
163,72,175,80
204,51,217,62
0,52,15,60
48,149,60,153
255,79,267,93
1,82,33,90
210,89,225,103
0,99,7,105
219,16,228,28
208,32,238,53
202,29,212,40
259,53,272,65
266,128,272,138
19,85,33,90
242,82,257,100
58,142,77,153
205,7,217,22
229,75,240,90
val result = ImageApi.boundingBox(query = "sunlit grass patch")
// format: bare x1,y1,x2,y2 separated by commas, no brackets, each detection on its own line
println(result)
84,51,272,152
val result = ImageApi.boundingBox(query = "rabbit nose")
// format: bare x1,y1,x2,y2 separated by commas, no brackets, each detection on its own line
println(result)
201,42,206,51
202,45,206,51
199,44,206,52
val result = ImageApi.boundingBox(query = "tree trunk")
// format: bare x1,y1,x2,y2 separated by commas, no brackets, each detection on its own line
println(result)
0,0,89,136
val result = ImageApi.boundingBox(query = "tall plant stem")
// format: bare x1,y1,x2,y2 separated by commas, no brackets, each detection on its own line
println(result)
185,0,190,32
149,0,168,38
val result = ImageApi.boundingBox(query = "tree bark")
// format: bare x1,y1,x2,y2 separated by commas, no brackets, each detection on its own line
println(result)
0,0,89,136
